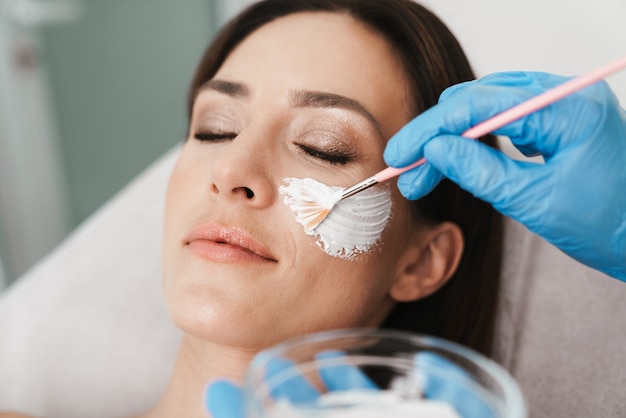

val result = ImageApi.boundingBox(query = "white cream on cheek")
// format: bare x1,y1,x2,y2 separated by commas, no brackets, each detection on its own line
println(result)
279,177,393,260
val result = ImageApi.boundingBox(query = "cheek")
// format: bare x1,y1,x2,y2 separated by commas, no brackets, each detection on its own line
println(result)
281,178,394,261
165,154,196,213
384,190,414,245
286,244,396,328
162,156,205,297
283,187,412,314
163,154,204,241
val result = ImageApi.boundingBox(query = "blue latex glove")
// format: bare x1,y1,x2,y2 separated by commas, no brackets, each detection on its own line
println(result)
206,351,376,418
384,71,626,281
206,352,494,418
206,378,244,418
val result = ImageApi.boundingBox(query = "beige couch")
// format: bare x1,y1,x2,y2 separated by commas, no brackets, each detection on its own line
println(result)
0,146,624,417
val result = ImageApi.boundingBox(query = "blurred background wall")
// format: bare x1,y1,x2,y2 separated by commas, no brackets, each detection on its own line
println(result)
0,0,217,286
1,0,625,289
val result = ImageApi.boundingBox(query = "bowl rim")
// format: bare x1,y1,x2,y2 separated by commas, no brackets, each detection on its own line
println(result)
243,327,527,418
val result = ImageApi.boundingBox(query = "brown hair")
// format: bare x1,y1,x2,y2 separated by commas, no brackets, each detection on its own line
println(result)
187,0,503,357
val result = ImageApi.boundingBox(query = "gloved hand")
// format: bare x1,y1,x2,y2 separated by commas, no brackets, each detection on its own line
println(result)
206,351,376,418
384,71,626,281
205,352,495,418
206,378,244,418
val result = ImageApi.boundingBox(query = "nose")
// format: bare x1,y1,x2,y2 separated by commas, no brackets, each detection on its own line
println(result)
209,133,275,208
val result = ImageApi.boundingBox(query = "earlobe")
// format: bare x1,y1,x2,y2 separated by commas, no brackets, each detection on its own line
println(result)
389,222,464,302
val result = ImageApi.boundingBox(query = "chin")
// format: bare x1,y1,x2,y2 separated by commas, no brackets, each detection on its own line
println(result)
164,292,278,349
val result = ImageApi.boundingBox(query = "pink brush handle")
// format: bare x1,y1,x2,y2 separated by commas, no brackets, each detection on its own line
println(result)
374,54,626,183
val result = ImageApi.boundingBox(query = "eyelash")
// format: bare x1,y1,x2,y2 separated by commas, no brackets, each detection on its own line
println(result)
194,132,237,141
194,131,351,165
296,144,351,166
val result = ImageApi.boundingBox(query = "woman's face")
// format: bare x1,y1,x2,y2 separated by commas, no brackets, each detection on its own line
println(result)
163,12,420,349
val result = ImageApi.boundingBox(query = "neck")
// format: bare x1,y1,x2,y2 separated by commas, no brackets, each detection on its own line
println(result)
145,334,257,418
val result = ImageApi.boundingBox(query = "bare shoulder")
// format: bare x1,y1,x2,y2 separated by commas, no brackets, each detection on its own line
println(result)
0,413,34,418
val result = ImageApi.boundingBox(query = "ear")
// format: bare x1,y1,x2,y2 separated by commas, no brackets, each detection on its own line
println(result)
388,222,464,302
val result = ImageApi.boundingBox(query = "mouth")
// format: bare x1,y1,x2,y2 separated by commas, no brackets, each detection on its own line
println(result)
184,223,278,263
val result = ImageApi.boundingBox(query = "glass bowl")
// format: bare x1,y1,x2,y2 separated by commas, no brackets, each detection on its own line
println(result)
244,328,526,418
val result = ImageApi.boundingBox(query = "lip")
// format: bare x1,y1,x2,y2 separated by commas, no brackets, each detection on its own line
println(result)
184,223,278,263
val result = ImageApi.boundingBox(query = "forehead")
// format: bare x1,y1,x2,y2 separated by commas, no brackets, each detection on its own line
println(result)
212,11,413,138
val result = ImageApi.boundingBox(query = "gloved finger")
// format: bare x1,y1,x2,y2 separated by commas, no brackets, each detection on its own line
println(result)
206,379,245,418
441,72,572,158
461,71,565,89
395,162,444,200
266,357,320,402
441,72,615,160
438,71,540,103
384,80,538,168
487,83,613,160
415,352,473,382
315,350,378,391
385,72,574,169
415,353,496,418
438,79,477,102
423,135,548,226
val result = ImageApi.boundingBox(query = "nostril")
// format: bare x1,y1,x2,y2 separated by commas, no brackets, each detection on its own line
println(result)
243,187,254,199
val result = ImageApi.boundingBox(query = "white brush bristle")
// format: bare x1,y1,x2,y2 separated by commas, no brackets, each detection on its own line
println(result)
279,178,343,232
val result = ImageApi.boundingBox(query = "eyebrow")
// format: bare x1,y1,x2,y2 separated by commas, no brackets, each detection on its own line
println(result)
199,79,250,98
198,79,383,137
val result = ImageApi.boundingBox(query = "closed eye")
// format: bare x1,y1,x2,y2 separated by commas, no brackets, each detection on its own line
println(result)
296,144,351,166
194,132,238,142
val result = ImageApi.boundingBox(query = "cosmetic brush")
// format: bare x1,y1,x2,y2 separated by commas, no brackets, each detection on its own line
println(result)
299,54,626,232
